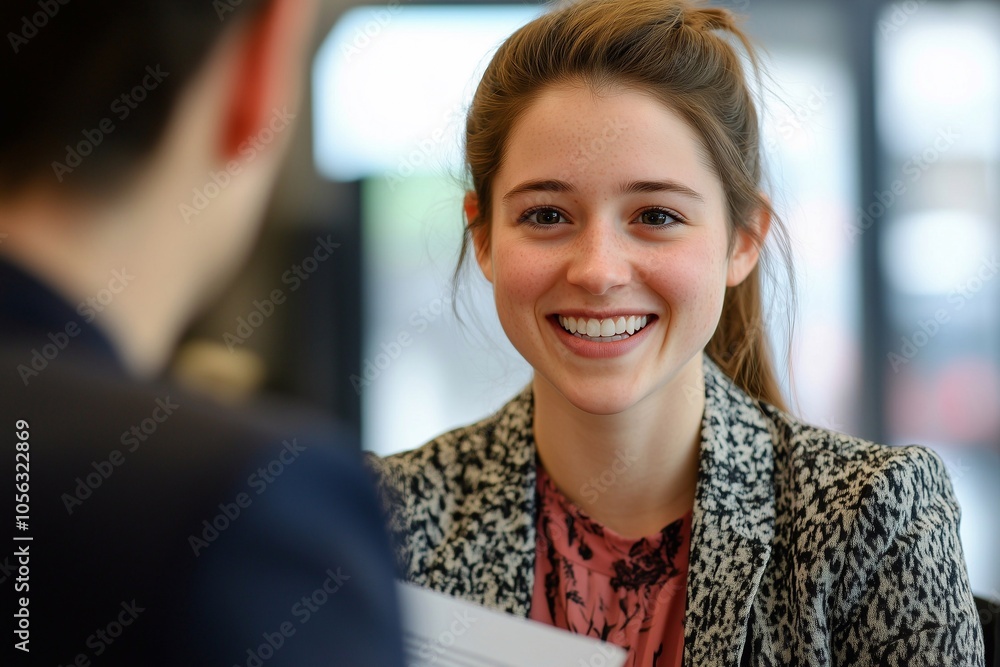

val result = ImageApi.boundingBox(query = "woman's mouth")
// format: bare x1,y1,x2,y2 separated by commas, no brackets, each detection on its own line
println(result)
555,314,653,342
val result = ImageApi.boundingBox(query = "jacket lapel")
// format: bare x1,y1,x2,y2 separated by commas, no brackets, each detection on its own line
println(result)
448,386,538,615
683,357,776,666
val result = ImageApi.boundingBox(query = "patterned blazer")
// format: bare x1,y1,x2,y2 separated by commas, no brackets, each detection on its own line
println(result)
369,357,985,666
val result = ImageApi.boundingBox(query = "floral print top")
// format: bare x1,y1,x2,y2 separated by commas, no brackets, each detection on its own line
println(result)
528,464,691,667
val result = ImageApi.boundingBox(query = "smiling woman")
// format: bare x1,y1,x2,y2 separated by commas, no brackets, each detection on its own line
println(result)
366,1,985,665
470,84,759,423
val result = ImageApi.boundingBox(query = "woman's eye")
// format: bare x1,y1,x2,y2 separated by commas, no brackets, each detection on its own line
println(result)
521,208,566,226
637,208,682,226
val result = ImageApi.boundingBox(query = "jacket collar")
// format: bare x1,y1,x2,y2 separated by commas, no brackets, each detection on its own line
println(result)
0,256,123,369
683,356,776,665
471,355,776,663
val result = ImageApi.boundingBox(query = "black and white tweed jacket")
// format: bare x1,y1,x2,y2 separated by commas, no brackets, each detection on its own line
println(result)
369,358,985,666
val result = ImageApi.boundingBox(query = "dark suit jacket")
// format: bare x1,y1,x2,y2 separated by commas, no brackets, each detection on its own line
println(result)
0,258,405,666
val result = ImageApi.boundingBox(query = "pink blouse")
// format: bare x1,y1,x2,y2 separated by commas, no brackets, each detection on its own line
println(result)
529,465,691,667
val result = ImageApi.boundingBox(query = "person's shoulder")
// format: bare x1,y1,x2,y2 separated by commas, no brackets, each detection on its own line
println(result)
364,388,535,584
367,386,533,491
0,346,404,664
762,404,959,526
369,414,492,479
757,410,980,664
768,405,949,482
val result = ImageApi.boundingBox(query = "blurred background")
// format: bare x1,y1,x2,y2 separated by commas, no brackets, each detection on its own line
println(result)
172,0,1000,598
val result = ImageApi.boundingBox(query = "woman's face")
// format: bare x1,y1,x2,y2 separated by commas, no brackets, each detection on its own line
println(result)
472,83,762,415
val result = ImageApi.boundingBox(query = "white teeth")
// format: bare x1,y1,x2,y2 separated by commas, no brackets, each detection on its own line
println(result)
557,315,651,339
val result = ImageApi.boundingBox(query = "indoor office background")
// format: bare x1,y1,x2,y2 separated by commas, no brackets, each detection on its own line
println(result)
175,0,1000,599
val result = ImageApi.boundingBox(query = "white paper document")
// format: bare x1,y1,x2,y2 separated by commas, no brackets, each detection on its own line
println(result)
398,581,628,667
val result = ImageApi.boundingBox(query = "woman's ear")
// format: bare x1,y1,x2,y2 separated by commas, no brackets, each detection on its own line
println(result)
465,192,493,283
726,202,771,287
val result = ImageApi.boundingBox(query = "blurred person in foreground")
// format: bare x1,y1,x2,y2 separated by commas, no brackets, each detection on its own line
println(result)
0,1,405,665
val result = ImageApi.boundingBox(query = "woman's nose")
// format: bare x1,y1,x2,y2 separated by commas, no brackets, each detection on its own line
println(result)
565,222,632,295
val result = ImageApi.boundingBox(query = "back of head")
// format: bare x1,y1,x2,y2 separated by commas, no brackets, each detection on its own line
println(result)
0,0,266,196
0,0,315,377
460,0,793,408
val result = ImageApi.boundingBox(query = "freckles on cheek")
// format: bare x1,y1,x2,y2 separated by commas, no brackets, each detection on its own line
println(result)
651,247,728,331
493,245,557,302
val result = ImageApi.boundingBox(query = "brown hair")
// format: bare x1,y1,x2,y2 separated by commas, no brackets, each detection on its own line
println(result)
456,0,794,409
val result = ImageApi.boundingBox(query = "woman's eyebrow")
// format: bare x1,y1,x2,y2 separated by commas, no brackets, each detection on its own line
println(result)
501,178,705,203
619,180,704,201
502,179,574,203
